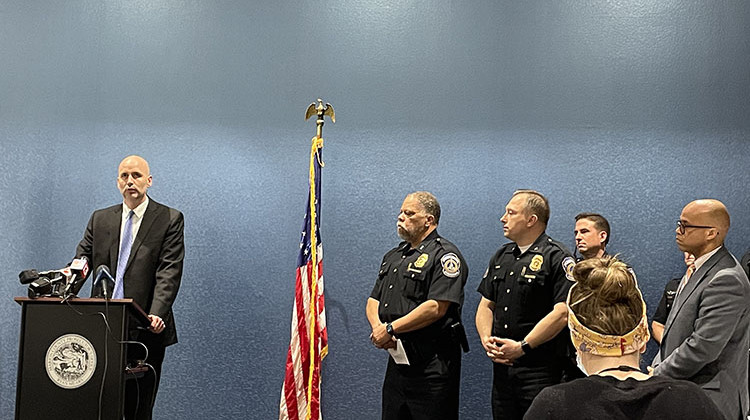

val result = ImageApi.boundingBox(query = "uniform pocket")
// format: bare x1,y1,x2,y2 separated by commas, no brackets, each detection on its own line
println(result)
517,269,547,305
488,266,509,302
404,270,428,300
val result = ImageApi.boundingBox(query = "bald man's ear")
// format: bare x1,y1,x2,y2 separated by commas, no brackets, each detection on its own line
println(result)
426,214,434,227
527,214,538,227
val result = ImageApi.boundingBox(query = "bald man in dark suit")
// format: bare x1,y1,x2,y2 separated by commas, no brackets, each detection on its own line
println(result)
76,155,184,420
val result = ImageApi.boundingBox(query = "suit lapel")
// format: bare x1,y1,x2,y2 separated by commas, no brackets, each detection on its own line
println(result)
662,248,728,342
109,205,123,269
124,199,160,273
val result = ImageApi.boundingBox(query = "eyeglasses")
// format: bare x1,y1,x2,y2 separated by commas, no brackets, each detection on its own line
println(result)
676,220,714,235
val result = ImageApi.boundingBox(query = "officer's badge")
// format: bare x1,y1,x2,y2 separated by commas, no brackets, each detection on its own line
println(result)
529,255,543,272
562,257,576,282
414,253,429,268
441,253,461,278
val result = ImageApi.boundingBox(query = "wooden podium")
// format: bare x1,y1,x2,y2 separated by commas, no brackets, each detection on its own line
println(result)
14,297,149,420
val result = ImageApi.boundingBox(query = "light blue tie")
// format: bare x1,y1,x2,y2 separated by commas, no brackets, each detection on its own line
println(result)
114,210,135,299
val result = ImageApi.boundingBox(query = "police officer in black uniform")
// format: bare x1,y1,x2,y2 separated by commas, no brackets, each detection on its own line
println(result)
367,191,469,420
567,212,613,380
475,190,575,420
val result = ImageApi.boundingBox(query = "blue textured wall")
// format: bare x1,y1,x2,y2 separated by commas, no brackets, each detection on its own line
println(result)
1,1,748,419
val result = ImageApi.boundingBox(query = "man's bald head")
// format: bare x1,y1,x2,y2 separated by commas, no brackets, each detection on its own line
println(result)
684,199,730,240
677,199,730,256
119,155,151,177
117,155,152,209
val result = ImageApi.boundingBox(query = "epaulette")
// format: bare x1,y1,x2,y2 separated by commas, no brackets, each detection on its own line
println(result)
544,237,573,255
490,241,515,257
432,236,458,252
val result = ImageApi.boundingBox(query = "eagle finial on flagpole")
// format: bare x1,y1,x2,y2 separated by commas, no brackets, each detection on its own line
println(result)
305,98,335,140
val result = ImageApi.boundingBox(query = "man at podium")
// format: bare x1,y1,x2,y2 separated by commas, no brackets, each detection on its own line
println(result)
75,155,185,420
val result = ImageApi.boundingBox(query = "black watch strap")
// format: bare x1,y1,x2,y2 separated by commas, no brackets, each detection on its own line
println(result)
521,340,532,354
386,323,396,338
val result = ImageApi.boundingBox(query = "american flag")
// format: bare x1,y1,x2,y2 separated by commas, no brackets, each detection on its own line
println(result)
280,137,328,420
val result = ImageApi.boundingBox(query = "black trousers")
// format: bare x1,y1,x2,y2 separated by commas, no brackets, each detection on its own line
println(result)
382,343,461,420
124,332,167,420
491,363,563,420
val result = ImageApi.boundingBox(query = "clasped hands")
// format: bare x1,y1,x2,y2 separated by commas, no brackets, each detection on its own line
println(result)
370,323,396,350
482,336,524,365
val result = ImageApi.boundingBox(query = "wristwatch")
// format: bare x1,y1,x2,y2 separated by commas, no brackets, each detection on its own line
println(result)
385,323,397,338
520,340,532,355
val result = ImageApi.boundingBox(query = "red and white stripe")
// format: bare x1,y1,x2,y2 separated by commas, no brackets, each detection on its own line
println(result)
280,245,327,420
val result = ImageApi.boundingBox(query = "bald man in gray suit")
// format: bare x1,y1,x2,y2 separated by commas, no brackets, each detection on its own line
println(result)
653,199,750,420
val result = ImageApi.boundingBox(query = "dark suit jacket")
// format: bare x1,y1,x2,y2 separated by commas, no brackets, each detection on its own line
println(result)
76,197,184,347
653,246,750,420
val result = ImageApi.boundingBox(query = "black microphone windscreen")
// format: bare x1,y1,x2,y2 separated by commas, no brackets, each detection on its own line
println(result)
93,264,114,299
19,269,39,285
95,265,116,284
95,265,107,280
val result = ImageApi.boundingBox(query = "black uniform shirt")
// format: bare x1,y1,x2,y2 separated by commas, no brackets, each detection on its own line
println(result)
653,278,680,325
477,233,574,347
370,230,468,339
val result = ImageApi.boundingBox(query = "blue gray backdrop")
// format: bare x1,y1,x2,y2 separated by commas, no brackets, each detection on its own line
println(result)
1,1,748,418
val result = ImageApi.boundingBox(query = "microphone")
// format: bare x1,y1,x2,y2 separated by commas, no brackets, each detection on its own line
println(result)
27,272,67,298
19,266,69,284
70,256,90,281
21,265,68,297
94,265,115,298
19,269,40,285
61,256,90,298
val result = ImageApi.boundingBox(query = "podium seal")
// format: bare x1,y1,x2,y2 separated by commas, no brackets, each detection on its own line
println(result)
45,334,97,389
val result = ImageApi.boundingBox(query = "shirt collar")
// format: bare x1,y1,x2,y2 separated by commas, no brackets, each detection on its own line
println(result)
694,245,722,271
398,229,440,253
122,196,149,219
415,230,439,252
514,232,549,256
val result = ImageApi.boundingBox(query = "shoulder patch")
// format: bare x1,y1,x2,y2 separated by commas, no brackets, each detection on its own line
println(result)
441,253,461,278
562,257,576,282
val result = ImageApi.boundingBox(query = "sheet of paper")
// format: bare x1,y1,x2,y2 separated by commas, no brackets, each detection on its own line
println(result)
387,339,410,365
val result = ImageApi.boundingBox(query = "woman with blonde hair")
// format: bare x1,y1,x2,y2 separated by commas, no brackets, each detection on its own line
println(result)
524,256,721,419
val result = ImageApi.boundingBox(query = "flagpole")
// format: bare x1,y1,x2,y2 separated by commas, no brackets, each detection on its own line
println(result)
305,138,320,420
304,99,334,420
